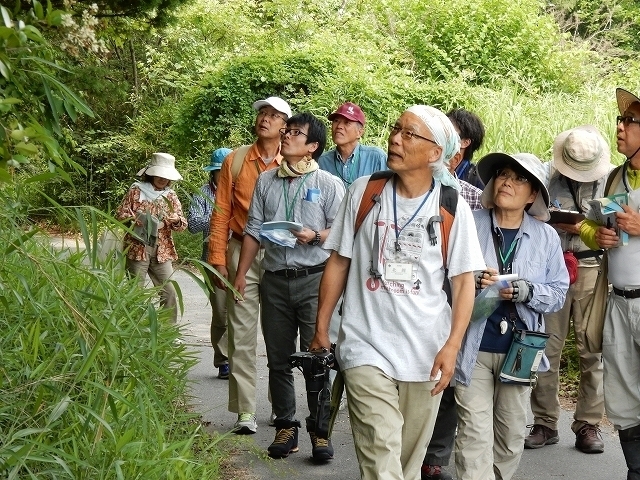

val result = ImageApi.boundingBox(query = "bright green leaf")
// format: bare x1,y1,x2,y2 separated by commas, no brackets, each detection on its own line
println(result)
14,142,38,155
0,6,12,28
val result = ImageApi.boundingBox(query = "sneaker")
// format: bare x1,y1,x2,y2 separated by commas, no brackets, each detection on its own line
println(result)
269,411,277,426
268,421,299,459
421,464,453,480
524,424,559,449
217,364,230,380
233,413,257,435
575,424,604,454
309,432,334,461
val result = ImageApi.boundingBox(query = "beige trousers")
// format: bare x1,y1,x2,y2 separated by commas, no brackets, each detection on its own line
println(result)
225,237,264,414
343,365,441,480
126,255,177,324
530,265,603,431
455,352,529,480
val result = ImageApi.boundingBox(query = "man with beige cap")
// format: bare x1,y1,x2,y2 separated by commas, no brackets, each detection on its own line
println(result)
525,125,612,453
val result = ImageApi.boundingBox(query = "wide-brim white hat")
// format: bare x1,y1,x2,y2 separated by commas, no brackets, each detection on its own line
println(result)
552,125,611,183
478,152,550,222
252,96,292,119
616,87,640,115
136,152,182,181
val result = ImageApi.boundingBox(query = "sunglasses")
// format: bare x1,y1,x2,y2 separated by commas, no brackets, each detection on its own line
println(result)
616,115,640,127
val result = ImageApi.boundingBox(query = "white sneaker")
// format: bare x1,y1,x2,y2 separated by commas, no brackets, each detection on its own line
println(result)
234,413,257,435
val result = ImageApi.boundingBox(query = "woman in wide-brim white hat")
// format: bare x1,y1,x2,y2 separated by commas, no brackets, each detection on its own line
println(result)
454,152,569,480
116,152,187,323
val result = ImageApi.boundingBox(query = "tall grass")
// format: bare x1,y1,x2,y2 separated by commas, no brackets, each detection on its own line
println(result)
0,201,221,479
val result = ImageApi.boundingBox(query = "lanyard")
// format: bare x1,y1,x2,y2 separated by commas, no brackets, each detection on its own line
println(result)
282,173,310,221
334,148,360,187
490,211,519,274
392,177,434,252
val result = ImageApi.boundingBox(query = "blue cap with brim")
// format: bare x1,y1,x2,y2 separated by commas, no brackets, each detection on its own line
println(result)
204,148,233,171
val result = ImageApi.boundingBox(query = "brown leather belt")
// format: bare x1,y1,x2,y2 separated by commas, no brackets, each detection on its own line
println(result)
267,264,326,279
613,286,640,299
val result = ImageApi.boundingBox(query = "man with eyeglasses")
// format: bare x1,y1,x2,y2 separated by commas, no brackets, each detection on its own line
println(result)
524,125,611,456
580,88,640,479
208,96,291,435
233,112,345,461
318,102,387,189
309,105,484,479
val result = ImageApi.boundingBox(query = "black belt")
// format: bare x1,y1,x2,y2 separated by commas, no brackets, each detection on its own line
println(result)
268,264,326,278
613,286,640,299
573,250,604,260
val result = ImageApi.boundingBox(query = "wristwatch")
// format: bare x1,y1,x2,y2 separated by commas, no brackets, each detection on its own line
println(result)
308,230,321,246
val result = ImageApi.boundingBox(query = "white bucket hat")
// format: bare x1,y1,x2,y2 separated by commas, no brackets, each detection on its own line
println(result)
552,125,611,183
136,153,182,181
616,87,640,114
477,152,550,222
252,96,292,119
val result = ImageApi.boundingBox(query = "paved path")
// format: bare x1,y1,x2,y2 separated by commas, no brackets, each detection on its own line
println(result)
179,268,629,479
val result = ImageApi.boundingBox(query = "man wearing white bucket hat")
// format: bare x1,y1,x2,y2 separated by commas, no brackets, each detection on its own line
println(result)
581,87,640,479
116,153,187,324
525,126,612,454
208,96,292,435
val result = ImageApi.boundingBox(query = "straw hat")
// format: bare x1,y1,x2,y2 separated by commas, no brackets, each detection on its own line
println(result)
616,87,640,115
136,153,182,181
552,125,611,183
477,152,550,222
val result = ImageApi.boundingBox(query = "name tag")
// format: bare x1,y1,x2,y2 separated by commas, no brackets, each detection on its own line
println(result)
385,262,413,281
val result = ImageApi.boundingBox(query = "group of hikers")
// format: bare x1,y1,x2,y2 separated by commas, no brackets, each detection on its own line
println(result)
115,89,640,480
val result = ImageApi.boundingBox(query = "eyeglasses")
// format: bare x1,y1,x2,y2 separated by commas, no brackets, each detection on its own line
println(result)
389,125,437,144
279,128,308,137
616,115,640,127
496,169,530,186
257,110,286,121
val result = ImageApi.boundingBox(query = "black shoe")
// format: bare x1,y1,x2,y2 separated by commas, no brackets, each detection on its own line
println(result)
524,424,559,449
575,424,604,454
267,420,300,459
421,464,453,480
309,432,334,461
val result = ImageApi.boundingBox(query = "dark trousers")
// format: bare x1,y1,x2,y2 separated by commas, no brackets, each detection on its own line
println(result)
620,424,640,480
260,271,324,431
423,385,457,466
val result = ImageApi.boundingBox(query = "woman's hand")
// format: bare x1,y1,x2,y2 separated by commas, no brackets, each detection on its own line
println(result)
475,267,500,289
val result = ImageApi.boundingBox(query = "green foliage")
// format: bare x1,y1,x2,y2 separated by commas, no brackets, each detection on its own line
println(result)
546,0,640,54
0,2,91,182
390,0,593,92
0,203,221,478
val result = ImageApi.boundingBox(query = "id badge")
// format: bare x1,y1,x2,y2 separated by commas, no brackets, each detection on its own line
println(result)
385,262,413,281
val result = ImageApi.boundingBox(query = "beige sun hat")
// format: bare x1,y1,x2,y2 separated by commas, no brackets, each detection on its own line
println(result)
477,152,550,222
552,125,611,183
616,87,640,114
136,153,183,181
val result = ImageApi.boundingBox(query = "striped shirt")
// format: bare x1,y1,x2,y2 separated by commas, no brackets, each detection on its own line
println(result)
455,208,569,386
244,168,345,272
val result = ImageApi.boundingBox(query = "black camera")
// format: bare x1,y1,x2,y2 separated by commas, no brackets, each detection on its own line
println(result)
289,346,337,439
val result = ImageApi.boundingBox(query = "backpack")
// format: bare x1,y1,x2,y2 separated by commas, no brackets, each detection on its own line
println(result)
353,170,458,303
